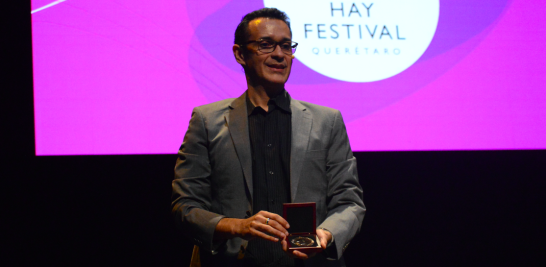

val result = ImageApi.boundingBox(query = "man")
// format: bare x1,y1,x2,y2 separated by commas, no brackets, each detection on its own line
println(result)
172,8,365,267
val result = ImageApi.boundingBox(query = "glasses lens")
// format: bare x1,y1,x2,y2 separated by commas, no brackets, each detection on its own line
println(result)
258,40,275,53
280,42,293,55
255,40,297,55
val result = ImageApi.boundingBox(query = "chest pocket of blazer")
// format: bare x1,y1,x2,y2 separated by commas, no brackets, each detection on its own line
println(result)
305,149,327,160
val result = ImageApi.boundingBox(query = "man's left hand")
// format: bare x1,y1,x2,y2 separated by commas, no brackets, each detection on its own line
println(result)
316,228,332,250
281,228,333,260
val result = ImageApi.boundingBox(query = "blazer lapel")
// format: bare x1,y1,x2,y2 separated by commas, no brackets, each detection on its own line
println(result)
226,92,254,202
290,98,312,202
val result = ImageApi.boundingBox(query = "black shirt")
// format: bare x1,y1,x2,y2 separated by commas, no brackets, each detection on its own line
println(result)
244,90,294,267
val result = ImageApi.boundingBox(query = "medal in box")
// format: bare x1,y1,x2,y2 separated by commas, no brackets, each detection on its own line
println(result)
283,202,322,252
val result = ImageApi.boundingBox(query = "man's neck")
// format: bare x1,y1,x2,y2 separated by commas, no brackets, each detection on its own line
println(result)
247,84,284,112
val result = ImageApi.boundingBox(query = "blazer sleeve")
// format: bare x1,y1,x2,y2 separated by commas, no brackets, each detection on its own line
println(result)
318,110,366,259
171,107,225,253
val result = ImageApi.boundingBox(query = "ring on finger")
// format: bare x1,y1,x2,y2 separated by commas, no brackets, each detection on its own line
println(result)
266,218,270,225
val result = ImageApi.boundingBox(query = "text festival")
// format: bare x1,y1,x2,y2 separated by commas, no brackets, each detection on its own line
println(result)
304,2,405,56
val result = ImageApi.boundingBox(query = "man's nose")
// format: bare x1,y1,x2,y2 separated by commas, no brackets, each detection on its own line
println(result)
271,44,285,59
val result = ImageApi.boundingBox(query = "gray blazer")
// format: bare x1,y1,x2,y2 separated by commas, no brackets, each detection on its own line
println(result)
172,92,365,266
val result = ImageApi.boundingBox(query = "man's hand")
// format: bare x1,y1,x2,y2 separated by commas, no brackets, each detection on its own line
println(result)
316,228,332,250
281,228,333,260
214,210,290,242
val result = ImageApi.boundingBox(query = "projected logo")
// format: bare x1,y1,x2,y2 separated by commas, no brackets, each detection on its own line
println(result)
264,0,440,82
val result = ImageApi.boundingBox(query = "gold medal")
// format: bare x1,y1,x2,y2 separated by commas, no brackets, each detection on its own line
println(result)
291,236,315,247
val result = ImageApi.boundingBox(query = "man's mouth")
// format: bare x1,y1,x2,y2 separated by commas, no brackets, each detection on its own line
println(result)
266,64,286,72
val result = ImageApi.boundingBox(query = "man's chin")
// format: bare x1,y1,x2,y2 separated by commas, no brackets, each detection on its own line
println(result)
264,74,290,85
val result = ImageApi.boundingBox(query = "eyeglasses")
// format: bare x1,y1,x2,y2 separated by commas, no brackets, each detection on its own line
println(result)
243,39,298,55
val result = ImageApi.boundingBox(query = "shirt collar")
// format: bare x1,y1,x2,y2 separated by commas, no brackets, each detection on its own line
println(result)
246,90,291,116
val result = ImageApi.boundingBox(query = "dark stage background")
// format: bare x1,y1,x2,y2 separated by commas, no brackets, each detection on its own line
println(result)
5,2,546,266
8,152,546,266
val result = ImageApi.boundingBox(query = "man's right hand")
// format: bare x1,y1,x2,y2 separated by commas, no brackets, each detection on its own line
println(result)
214,210,290,243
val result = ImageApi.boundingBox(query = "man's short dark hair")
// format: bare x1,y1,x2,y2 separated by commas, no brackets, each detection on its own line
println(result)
234,8,291,45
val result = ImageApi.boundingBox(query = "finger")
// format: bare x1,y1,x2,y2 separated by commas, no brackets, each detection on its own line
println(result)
317,231,327,249
258,211,290,229
255,214,284,232
321,239,327,250
249,227,279,242
316,229,330,249
253,221,286,239
292,250,309,260
281,239,288,251
254,214,287,236
270,213,290,229
254,212,288,236
266,218,289,236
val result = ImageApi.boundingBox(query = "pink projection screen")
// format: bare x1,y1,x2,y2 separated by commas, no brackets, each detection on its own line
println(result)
32,0,546,155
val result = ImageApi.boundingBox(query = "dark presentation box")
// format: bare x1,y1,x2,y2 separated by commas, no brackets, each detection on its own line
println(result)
283,202,322,252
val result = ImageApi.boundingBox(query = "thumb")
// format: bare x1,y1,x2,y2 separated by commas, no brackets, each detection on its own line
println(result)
317,229,329,249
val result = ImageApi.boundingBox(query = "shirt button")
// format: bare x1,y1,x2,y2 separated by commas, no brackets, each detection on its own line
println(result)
269,171,274,175
267,144,272,147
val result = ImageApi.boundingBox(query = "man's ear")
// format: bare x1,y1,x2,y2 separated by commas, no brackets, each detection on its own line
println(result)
233,44,246,67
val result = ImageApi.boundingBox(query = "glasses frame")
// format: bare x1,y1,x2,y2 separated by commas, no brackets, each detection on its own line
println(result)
242,39,298,55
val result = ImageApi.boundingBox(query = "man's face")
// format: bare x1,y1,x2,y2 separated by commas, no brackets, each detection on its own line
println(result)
238,18,293,86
